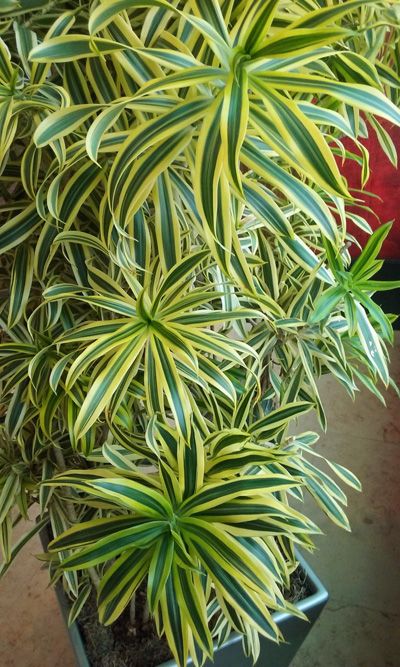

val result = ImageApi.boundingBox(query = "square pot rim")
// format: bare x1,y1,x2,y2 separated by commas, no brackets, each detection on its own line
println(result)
159,550,328,667
51,545,328,667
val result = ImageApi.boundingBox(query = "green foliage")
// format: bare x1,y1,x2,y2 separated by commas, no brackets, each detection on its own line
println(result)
0,1,399,665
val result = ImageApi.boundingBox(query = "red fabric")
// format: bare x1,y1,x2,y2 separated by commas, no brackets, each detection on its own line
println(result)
339,120,400,258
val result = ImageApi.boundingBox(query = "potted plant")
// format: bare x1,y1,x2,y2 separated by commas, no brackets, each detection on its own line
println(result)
1,1,399,666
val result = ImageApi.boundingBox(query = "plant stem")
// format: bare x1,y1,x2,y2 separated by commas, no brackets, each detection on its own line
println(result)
142,599,150,625
129,593,137,635
53,445,100,588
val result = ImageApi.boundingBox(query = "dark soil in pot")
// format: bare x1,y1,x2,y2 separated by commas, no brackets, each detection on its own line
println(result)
77,566,311,667
78,585,171,667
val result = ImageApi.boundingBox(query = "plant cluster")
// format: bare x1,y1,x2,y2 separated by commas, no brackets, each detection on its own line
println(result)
0,1,400,665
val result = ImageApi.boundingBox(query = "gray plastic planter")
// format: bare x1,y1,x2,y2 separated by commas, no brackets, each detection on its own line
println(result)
53,551,328,667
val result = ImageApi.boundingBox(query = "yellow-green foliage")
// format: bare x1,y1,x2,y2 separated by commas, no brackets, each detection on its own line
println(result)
0,2,399,665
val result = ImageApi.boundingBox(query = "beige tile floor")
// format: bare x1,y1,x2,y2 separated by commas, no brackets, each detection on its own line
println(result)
0,334,399,667
292,331,400,667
